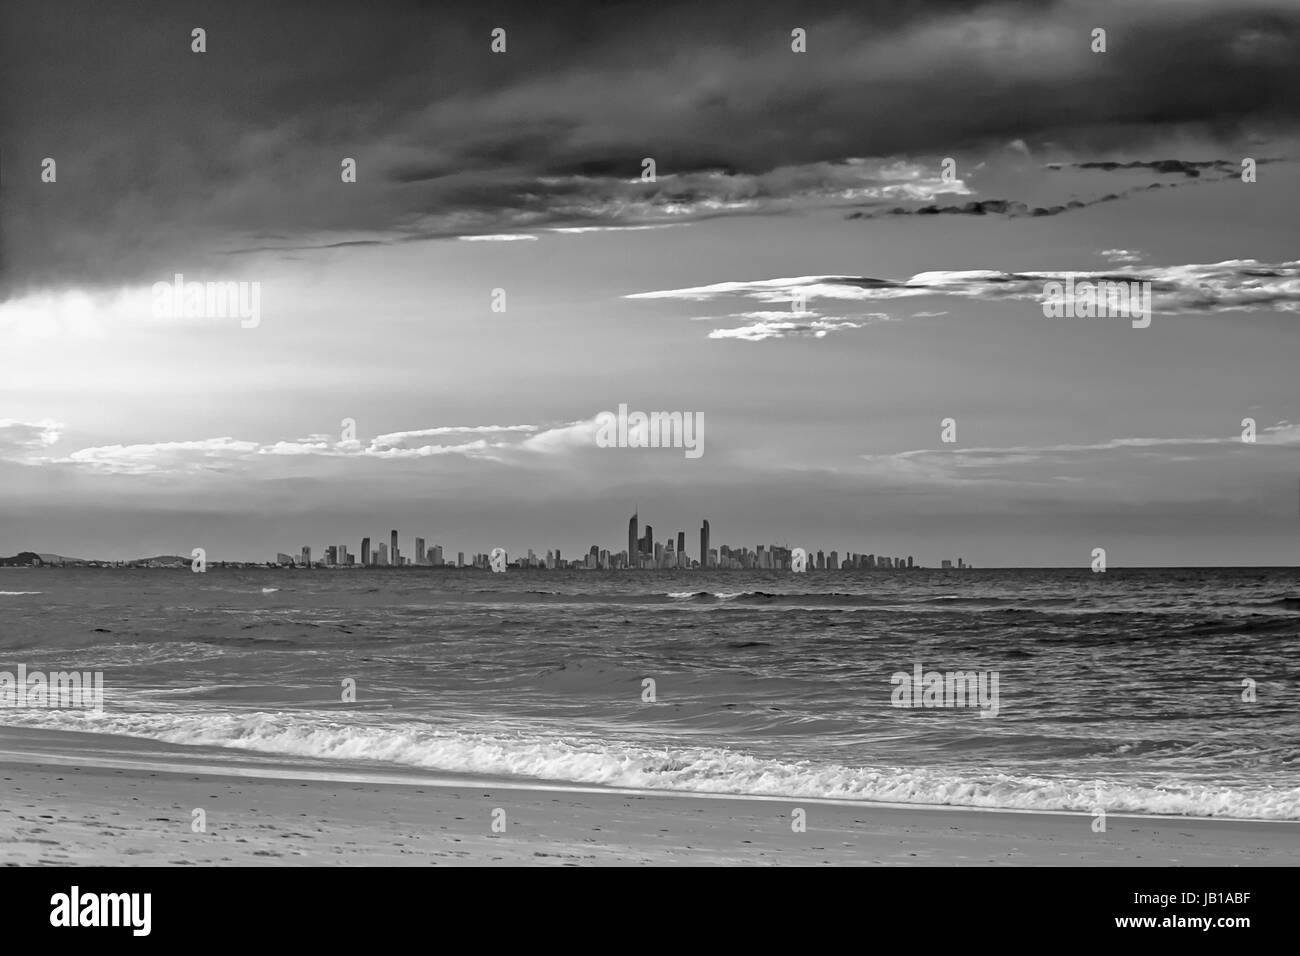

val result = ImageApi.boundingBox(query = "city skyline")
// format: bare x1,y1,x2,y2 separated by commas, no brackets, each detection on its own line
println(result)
1,509,972,570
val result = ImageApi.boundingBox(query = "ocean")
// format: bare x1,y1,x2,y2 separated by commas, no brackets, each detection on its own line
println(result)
1,566,1297,819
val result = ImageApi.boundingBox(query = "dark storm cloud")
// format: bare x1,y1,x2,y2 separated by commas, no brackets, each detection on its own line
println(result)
851,197,1101,219
3,0,1300,295
1055,159,1236,178
848,158,1266,219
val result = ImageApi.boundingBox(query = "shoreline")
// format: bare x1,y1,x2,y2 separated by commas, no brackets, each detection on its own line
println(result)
2,727,1297,866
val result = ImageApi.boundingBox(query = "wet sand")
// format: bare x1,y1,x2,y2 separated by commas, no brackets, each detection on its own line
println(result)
1,728,1296,866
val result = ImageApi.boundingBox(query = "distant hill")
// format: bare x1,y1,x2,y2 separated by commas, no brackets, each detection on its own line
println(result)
1,553,194,567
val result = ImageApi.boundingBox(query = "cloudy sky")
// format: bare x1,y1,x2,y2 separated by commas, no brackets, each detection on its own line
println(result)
2,0,1299,565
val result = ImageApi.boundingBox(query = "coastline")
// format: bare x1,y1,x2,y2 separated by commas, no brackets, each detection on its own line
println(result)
2,727,1296,866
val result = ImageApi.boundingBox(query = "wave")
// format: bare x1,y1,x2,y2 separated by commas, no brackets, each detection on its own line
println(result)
4,708,1298,819
0,591,42,596
666,590,893,606
662,591,1088,609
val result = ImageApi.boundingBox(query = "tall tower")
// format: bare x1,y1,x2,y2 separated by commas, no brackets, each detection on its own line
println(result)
361,536,370,567
390,529,398,566
628,512,638,570
700,519,710,569
677,531,686,562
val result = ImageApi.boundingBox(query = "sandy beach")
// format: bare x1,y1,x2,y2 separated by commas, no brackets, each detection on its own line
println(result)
2,728,1296,866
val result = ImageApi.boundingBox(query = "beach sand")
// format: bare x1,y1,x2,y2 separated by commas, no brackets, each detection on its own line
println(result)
1,728,1296,866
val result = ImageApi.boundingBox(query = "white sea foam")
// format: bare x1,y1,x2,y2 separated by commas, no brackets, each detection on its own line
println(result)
0,591,42,596
666,591,747,600
4,707,1298,820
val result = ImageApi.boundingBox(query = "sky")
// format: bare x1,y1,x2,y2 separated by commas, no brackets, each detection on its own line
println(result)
2,0,1299,566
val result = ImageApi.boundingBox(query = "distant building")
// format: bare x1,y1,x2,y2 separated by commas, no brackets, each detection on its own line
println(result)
415,537,425,566
941,559,953,570
700,520,710,569
300,546,311,567
628,513,638,570
390,530,398,566
361,537,371,567
275,552,294,566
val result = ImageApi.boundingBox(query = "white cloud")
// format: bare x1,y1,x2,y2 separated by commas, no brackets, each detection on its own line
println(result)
518,418,602,454
707,314,889,341
631,260,1300,340
857,425,1300,486
35,418,619,476
1100,248,1143,263
63,438,260,475
457,234,539,242
0,419,64,459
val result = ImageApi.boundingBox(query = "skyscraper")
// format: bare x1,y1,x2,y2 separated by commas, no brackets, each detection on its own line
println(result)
360,536,370,567
628,512,638,570
390,529,398,566
677,531,685,562
700,519,710,569
415,537,425,566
